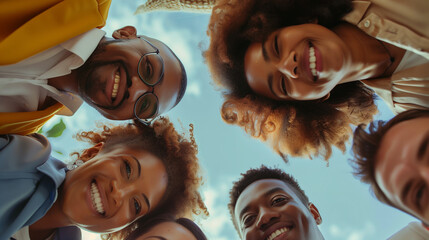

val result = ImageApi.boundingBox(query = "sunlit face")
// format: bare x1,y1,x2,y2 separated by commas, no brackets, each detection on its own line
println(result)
60,145,168,232
375,117,429,225
78,36,182,120
135,222,198,240
234,179,323,240
244,24,350,101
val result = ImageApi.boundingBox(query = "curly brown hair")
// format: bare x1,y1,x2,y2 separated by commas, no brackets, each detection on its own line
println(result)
205,0,378,160
229,165,309,235
221,83,377,161
351,109,429,207
72,118,208,239
205,0,353,96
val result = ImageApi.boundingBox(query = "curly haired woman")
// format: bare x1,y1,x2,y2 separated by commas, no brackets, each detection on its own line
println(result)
0,118,206,240
206,0,429,160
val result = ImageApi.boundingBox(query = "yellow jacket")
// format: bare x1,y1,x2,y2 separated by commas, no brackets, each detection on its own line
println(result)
0,0,111,135
0,0,111,65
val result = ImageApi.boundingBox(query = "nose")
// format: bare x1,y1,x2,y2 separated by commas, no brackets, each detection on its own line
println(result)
111,179,134,207
255,207,280,230
421,166,429,183
129,75,152,102
277,51,298,79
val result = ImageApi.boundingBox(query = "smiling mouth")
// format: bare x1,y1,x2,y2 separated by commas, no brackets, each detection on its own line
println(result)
267,226,292,240
91,180,106,215
309,42,318,82
112,70,121,101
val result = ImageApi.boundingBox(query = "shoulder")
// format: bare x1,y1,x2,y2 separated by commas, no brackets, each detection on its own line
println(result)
0,133,51,171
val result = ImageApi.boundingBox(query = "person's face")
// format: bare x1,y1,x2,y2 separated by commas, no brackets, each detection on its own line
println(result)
375,117,429,225
60,144,168,232
78,26,182,120
244,23,350,101
135,221,197,240
234,179,323,240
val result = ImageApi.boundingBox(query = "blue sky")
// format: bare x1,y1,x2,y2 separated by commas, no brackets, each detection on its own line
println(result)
45,1,417,239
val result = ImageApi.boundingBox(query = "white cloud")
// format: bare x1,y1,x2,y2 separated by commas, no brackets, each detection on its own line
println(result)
328,222,376,240
186,82,201,96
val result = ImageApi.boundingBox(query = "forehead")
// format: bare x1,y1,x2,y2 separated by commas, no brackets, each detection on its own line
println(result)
244,43,276,99
235,179,298,219
375,117,429,201
137,222,196,240
146,37,183,114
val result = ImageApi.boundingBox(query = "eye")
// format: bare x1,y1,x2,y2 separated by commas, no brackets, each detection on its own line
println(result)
274,35,280,56
124,160,132,179
415,183,425,211
243,214,256,228
134,198,142,215
280,75,287,95
271,195,288,206
145,58,153,80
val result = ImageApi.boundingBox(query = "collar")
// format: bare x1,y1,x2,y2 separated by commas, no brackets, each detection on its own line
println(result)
342,0,372,24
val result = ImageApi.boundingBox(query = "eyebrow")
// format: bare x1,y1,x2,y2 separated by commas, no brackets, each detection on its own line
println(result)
130,155,151,212
131,155,141,177
238,187,284,221
417,132,429,160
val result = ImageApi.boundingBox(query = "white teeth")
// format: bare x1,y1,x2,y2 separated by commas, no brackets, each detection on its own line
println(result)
112,72,120,99
309,46,317,77
91,182,105,215
267,227,289,240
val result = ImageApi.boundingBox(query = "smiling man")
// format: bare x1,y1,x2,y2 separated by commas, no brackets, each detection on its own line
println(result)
0,25,186,135
229,166,324,240
352,109,429,227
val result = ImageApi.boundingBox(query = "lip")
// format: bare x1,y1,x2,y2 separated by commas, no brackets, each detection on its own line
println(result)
303,42,323,83
262,222,294,240
106,64,128,108
86,179,109,217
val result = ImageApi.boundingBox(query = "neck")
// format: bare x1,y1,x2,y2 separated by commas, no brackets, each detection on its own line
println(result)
29,191,71,240
333,23,396,84
47,70,79,94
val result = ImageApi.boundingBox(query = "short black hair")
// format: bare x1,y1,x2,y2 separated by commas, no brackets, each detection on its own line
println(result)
229,165,309,234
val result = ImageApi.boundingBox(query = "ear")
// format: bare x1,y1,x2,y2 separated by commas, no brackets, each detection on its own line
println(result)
112,26,138,40
80,142,104,161
308,202,322,225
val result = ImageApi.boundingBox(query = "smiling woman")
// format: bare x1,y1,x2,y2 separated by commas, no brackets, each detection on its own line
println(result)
0,118,207,240
206,0,429,160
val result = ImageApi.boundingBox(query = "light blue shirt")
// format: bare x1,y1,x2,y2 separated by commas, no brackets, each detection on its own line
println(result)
0,133,78,239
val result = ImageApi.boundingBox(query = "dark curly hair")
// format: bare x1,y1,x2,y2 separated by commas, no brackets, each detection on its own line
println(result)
351,109,429,207
229,165,309,234
125,214,207,240
221,82,377,161
72,118,208,239
205,0,378,160
206,0,354,96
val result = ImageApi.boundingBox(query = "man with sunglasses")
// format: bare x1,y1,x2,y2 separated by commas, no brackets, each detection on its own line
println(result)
0,25,186,134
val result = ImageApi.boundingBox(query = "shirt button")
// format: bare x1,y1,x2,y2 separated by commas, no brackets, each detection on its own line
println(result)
364,20,371,28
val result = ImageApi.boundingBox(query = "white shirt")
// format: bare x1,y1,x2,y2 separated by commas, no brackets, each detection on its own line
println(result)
0,28,105,115
388,222,429,239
